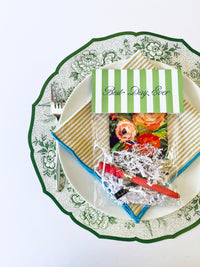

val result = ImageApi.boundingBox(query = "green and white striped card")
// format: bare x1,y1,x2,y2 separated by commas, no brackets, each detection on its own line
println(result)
92,69,184,113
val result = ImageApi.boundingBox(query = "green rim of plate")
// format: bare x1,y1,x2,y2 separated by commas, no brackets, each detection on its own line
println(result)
28,31,200,243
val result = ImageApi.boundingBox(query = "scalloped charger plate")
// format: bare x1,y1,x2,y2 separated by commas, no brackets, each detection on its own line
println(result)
29,32,200,242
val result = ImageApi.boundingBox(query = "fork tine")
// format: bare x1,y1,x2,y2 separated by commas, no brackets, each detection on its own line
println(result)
61,88,66,108
51,85,66,109
58,90,62,108
51,85,54,106
55,89,59,108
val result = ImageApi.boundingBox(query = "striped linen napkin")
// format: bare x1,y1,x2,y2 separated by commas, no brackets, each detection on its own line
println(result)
52,51,200,222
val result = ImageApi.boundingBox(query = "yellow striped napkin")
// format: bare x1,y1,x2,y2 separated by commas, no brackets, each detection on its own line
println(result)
53,51,200,221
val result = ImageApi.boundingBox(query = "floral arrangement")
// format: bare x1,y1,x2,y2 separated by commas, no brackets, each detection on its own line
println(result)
95,113,175,206
109,113,168,158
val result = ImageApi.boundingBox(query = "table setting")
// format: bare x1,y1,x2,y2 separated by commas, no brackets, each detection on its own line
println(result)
28,31,200,243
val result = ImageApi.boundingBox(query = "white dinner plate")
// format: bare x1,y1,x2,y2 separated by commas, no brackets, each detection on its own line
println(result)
59,59,200,220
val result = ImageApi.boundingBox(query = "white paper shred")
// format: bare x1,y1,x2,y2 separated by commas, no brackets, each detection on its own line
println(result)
95,146,179,206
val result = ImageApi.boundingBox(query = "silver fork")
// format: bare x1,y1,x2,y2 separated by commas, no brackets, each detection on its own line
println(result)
51,84,66,191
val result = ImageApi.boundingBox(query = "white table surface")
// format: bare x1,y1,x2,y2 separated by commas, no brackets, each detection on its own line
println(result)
1,0,200,266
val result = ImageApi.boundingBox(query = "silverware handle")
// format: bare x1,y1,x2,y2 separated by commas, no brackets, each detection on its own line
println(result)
56,141,61,191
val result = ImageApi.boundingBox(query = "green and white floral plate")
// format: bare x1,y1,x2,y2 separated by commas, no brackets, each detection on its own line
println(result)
28,32,200,242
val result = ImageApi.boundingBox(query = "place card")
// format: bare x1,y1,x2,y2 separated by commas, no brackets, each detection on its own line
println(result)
92,69,184,113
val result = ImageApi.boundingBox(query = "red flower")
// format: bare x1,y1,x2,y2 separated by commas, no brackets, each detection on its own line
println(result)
110,113,121,120
137,133,161,148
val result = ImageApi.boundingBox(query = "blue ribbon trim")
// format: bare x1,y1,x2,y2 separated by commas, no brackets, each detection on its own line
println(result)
51,132,200,223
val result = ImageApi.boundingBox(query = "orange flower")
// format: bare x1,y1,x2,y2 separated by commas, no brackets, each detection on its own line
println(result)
133,113,166,131
115,119,136,142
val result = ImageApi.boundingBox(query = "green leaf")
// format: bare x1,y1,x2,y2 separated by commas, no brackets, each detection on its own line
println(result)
133,43,141,49
174,52,180,58
42,114,55,123
108,217,118,224
43,169,50,177
165,51,171,56
38,148,47,154
33,138,38,146
174,44,180,49
188,206,193,212
195,211,200,216
161,140,168,147
191,199,198,205
141,42,146,50
121,114,133,120
50,125,56,131
45,142,49,150
153,123,167,132
39,140,44,147
111,142,125,152
109,119,119,134
153,131,167,141
157,218,167,227
51,169,56,176
163,43,168,51
142,221,153,237
41,134,47,142
136,125,151,135
174,62,182,69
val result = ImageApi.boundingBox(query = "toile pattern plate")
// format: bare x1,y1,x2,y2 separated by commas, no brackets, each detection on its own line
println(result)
28,32,200,242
